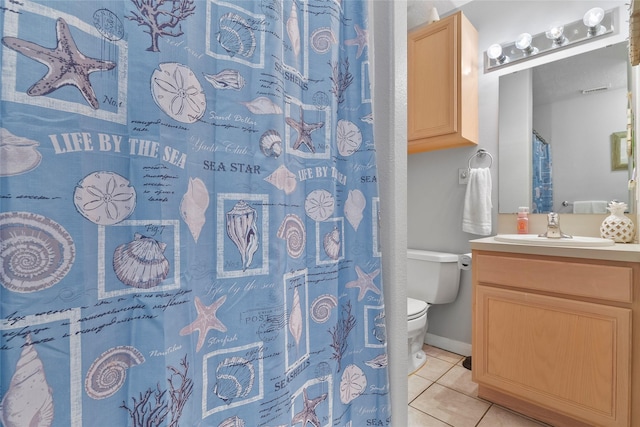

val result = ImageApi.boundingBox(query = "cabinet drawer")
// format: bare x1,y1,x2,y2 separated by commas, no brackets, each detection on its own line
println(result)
475,253,633,303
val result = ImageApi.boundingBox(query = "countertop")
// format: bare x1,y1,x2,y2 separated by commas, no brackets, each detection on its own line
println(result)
470,236,640,263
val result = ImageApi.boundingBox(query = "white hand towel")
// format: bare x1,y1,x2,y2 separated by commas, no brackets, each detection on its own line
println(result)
591,201,609,214
573,201,592,214
462,167,492,236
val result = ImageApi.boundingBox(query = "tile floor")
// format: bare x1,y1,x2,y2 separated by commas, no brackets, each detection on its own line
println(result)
408,345,552,427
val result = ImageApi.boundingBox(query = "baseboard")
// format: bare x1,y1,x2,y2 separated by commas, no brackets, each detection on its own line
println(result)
425,333,472,356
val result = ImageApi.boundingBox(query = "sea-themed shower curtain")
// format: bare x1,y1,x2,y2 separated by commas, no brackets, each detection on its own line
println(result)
532,130,553,213
0,1,391,426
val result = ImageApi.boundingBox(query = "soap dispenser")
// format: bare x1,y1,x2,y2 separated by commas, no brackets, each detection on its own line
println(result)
517,207,529,234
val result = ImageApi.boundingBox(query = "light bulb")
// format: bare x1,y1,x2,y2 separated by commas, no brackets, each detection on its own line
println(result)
515,33,537,55
583,7,605,36
545,25,567,46
487,43,507,64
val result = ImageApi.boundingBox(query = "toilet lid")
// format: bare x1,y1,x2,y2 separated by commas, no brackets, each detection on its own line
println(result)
407,297,428,320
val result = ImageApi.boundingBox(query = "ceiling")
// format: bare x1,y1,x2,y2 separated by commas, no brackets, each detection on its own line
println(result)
407,0,471,30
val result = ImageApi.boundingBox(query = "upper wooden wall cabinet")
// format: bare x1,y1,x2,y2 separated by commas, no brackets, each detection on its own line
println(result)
408,12,479,154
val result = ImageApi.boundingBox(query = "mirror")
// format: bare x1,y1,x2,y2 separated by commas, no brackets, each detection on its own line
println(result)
498,42,632,214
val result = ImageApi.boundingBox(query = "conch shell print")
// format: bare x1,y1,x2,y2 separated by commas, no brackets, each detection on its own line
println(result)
73,171,136,225
113,233,170,289
213,357,255,404
151,63,206,124
203,69,246,90
0,128,42,176
226,201,259,271
264,165,296,194
85,346,145,399
344,189,366,231
240,97,283,115
0,211,75,293
286,2,300,57
339,364,367,404
180,177,209,242
277,214,305,258
289,286,303,350
0,336,54,427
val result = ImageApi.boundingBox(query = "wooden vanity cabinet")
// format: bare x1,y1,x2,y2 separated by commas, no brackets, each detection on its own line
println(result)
472,251,636,427
407,11,478,154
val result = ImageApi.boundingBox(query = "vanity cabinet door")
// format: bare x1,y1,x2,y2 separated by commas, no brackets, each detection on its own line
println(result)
407,11,478,154
473,285,631,427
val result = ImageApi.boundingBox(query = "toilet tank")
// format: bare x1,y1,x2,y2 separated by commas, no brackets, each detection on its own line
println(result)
407,249,461,304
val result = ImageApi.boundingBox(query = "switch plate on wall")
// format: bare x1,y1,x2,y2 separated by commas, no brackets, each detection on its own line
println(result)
458,168,469,185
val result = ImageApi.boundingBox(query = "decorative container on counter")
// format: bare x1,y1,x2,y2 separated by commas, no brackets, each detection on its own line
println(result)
600,201,635,243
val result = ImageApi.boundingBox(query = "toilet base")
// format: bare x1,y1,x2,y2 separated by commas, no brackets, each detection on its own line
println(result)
408,348,427,374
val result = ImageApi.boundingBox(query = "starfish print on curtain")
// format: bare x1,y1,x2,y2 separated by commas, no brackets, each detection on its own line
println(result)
285,108,325,153
345,265,381,301
1,17,116,109
179,295,227,352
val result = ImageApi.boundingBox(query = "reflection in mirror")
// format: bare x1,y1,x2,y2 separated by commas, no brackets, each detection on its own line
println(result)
498,42,633,214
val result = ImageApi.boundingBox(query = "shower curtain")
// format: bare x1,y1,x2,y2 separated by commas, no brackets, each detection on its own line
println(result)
0,1,391,426
532,131,553,213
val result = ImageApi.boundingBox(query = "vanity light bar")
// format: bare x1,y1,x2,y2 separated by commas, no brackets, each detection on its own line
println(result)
484,7,616,73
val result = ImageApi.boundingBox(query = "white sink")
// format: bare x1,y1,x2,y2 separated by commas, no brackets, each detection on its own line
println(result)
494,234,615,247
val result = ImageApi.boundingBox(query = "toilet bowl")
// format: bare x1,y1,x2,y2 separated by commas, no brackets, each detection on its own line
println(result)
408,297,429,373
406,249,463,374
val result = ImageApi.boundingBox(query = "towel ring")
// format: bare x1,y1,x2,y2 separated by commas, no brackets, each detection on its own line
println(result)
468,149,493,169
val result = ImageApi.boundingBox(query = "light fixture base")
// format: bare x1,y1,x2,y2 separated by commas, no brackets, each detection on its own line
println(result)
484,7,616,72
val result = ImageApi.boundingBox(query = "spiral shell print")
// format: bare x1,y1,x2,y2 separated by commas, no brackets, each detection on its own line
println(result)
277,214,305,258
310,27,337,54
85,346,145,399
310,294,337,323
0,335,54,427
113,233,170,289
213,357,255,404
0,211,75,293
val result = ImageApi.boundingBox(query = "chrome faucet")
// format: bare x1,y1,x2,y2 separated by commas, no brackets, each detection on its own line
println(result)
538,212,572,239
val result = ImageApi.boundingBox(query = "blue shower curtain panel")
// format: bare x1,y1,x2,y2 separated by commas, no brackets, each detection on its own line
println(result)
0,1,391,426
532,132,552,213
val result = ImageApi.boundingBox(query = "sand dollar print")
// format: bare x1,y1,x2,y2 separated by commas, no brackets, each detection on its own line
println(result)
74,171,136,225
304,189,335,221
151,63,206,124
336,119,362,156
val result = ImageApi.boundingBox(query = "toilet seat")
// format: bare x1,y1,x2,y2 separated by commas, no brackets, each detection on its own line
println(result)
407,297,428,321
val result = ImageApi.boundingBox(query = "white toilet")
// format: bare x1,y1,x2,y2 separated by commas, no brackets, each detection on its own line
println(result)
407,249,462,374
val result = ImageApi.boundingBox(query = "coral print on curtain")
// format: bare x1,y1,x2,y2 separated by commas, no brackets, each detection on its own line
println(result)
0,0,390,426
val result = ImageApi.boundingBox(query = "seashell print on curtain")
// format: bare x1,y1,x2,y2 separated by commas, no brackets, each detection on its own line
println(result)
0,1,390,425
